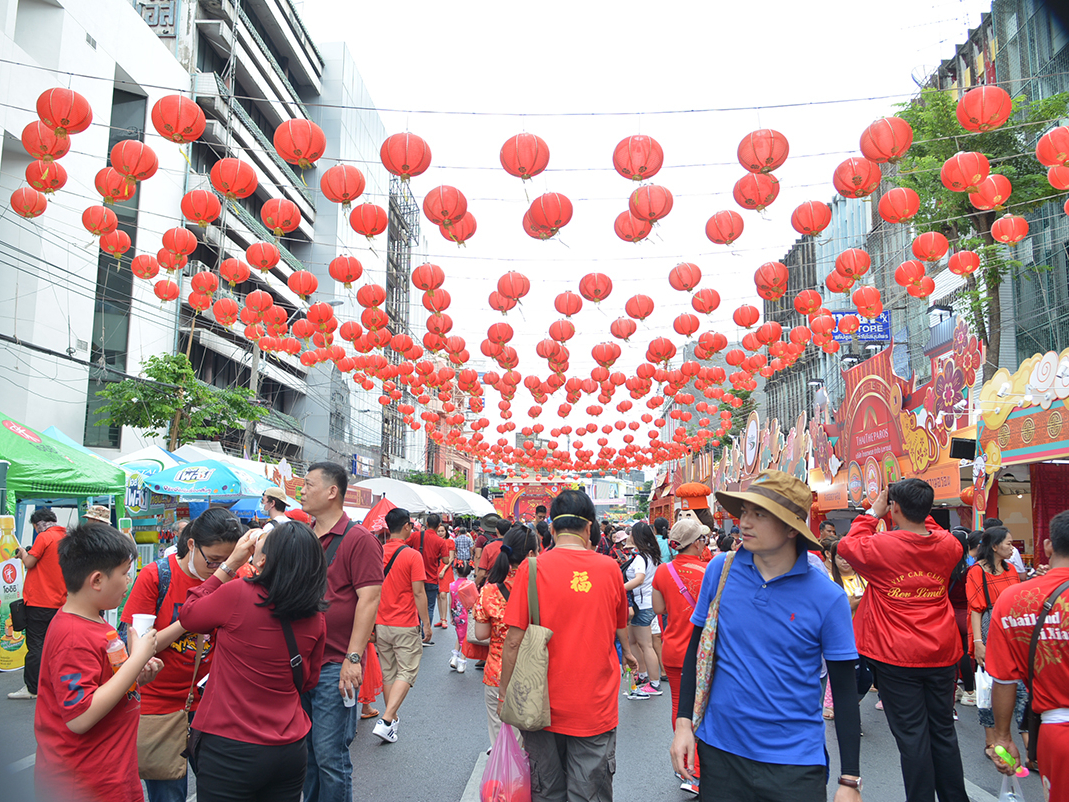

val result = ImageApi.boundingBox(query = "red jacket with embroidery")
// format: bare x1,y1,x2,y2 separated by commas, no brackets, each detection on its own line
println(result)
838,514,963,667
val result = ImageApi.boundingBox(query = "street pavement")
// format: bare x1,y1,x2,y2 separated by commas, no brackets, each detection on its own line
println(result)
0,649,1033,801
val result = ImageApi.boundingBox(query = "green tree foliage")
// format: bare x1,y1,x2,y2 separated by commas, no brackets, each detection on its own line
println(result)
634,479,653,516
405,471,467,488
895,88,1069,380
94,353,267,450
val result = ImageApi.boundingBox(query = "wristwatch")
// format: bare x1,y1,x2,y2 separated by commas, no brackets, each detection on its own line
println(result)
345,652,361,664
838,776,862,791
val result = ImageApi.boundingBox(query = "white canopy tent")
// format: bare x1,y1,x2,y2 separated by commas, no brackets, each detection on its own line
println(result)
354,477,449,515
432,486,496,517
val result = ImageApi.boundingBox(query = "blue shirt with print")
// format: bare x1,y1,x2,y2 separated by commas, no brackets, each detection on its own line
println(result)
689,549,856,767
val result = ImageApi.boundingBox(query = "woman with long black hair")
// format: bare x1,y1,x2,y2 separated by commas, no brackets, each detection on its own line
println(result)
472,524,539,748
180,521,328,802
947,529,975,706
624,521,663,697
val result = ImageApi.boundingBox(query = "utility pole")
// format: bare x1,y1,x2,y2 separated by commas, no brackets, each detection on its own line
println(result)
244,342,259,457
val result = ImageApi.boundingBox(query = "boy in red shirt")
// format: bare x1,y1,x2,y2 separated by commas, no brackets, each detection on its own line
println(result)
35,523,163,802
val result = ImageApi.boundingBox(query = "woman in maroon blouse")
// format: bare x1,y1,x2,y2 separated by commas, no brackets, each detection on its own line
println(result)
181,521,328,802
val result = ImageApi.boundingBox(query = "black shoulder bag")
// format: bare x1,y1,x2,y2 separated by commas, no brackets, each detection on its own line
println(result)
280,619,304,692
1025,578,1069,763
324,520,358,567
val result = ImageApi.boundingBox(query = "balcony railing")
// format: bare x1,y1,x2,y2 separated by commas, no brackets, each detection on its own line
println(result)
227,202,305,273
237,6,308,115
925,315,957,354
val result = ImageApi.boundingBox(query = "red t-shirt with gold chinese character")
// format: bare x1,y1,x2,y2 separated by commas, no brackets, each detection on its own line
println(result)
503,549,628,737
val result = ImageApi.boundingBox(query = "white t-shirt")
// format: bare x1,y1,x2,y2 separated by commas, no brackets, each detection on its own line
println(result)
626,553,656,609
1008,546,1026,575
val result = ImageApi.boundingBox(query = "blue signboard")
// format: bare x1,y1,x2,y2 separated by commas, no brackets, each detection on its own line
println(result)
830,310,892,345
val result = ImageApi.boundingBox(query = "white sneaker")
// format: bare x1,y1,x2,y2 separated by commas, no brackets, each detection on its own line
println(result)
7,686,35,700
457,656,467,674
625,689,650,700
449,650,458,671
680,779,700,796
373,717,398,743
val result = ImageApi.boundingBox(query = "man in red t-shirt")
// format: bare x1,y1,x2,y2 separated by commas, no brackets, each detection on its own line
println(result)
838,481,968,802
501,491,637,801
10,508,67,700
986,509,1069,799
301,462,384,802
373,507,430,744
407,513,453,638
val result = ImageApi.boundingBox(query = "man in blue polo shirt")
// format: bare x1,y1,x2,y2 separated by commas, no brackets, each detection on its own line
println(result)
670,470,862,802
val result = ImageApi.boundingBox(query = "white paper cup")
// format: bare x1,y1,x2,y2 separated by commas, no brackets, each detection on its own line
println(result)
132,614,155,637
342,686,356,707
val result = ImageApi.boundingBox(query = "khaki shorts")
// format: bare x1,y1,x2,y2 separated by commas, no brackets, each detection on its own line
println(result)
375,625,422,686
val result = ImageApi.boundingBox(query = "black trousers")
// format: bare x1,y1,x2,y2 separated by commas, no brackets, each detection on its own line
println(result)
194,732,307,802
867,660,968,802
24,605,59,695
696,740,825,802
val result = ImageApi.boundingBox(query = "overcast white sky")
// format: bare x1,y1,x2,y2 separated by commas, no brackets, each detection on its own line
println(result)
299,0,992,456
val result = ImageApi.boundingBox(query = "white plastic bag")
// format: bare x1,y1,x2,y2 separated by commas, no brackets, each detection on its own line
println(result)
998,774,1024,801
975,668,993,709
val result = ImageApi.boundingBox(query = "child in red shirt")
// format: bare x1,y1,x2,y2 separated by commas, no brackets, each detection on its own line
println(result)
35,523,163,802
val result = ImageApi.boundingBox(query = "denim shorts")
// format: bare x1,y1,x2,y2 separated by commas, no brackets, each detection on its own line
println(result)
979,679,1028,730
631,607,656,627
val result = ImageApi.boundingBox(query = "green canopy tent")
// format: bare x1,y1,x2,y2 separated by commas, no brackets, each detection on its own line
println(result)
0,413,126,518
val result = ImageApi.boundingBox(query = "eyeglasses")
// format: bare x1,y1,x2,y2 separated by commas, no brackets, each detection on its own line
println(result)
197,544,224,569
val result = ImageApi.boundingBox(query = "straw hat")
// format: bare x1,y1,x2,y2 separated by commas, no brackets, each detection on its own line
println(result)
84,505,111,523
715,470,819,547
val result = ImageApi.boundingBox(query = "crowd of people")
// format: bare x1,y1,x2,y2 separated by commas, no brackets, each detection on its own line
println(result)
7,460,1069,802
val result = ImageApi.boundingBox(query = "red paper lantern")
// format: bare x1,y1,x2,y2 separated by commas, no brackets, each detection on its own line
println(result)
673,313,700,338
852,285,881,310
969,174,1013,210
669,262,702,292
36,88,92,137
131,254,159,280
361,307,389,331
529,193,573,232
190,271,219,297
180,189,221,227
691,288,721,315
791,201,832,235
592,342,622,367
320,164,365,206
1036,126,1069,167
188,291,212,313
554,291,583,317
162,226,197,257
956,86,1013,132
487,322,514,345
908,276,936,299
423,289,450,313
410,264,444,294
991,214,1029,244
810,313,836,337
628,184,674,223
154,279,180,302
878,187,920,223
380,133,432,180
940,151,990,192
948,250,981,276
705,210,744,244
440,212,476,245
610,317,637,341
25,160,67,194
732,304,760,329
894,259,926,288
95,167,132,204
614,211,652,242
21,121,71,162
825,269,854,295
273,119,327,169
245,290,275,319
246,242,280,273
500,133,549,179
625,294,655,321
549,319,576,342
794,289,823,316
756,321,782,344
11,188,47,219
1048,166,1069,191
612,135,663,180
287,270,318,301
646,337,676,364
737,129,789,173
912,231,949,262
356,284,386,308
522,211,555,240
100,229,131,258
733,172,780,211
790,326,811,345
498,271,531,301
423,186,467,227
835,248,871,278
212,297,240,326
111,139,158,183
579,272,613,303
838,314,860,335
754,262,788,300
859,117,914,163
210,158,258,199
489,291,517,314
151,95,205,143
426,314,452,336
261,198,301,236
349,203,388,239
220,258,250,287
157,249,187,274
833,157,882,198
329,255,363,288
725,349,745,366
